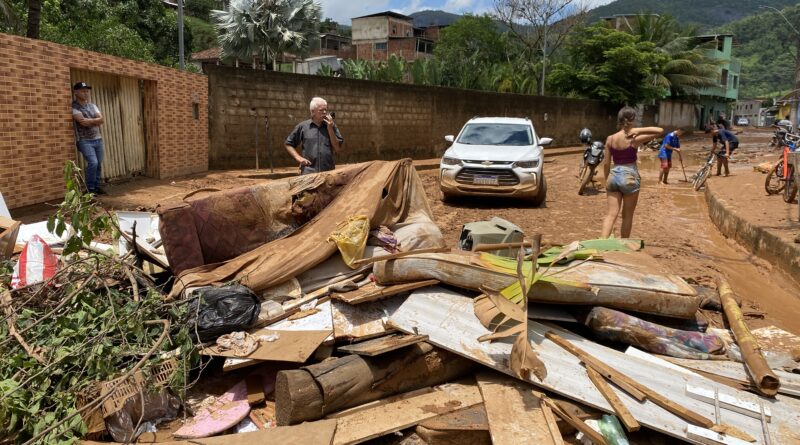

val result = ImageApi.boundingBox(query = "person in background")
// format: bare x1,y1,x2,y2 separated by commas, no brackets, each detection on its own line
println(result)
71,82,106,195
285,97,344,175
601,106,663,239
712,127,738,176
658,128,684,185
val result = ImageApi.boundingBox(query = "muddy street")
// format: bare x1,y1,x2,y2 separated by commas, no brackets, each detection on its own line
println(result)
421,130,800,335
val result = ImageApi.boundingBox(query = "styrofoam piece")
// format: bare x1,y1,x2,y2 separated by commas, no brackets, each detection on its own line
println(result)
17,220,72,246
0,192,10,218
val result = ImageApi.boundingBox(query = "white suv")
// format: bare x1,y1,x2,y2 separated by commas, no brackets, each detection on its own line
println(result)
439,117,552,206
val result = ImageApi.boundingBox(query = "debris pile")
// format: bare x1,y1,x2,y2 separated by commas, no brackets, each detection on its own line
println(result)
1,159,799,444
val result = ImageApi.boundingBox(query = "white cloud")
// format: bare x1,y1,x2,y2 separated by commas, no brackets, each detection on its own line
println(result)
316,0,391,25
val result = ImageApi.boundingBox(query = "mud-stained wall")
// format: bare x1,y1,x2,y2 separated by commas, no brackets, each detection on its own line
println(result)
207,65,620,169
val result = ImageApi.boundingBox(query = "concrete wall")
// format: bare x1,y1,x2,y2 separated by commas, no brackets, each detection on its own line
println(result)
207,66,620,170
657,101,698,129
0,32,208,209
352,17,388,42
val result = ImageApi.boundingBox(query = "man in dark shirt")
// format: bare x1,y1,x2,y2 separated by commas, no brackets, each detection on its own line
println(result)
285,97,344,174
713,128,738,176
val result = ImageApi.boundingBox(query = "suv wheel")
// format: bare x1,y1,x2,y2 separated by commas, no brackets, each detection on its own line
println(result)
530,175,547,207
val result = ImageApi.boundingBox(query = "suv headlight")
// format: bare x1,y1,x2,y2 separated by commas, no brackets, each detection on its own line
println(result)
513,159,539,168
442,157,462,166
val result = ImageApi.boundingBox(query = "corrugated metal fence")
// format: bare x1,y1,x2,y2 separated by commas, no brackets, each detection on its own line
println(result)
70,69,147,180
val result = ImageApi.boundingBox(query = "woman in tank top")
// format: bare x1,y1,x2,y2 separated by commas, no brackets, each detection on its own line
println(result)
601,107,663,238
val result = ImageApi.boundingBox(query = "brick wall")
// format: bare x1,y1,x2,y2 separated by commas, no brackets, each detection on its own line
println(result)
207,65,620,169
0,33,208,209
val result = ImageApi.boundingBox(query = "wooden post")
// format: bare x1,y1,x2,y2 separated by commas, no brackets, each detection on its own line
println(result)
718,277,780,397
274,342,474,425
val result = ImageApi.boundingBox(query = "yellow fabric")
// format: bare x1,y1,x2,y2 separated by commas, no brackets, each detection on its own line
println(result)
327,215,369,269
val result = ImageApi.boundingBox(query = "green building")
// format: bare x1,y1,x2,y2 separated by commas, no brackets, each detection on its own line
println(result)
696,34,740,128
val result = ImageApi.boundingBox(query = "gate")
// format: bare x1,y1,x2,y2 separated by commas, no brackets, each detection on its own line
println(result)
70,69,147,180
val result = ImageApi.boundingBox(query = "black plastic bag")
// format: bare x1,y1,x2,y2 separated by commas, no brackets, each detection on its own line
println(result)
187,284,260,342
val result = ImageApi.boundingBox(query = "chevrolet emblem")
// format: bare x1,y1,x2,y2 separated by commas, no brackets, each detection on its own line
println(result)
481,160,493,166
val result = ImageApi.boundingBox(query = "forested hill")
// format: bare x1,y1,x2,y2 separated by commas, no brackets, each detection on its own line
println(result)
718,3,800,98
586,0,797,30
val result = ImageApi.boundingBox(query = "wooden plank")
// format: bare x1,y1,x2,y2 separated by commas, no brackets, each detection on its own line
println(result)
332,280,439,305
418,404,489,431
387,287,800,445
338,333,429,356
546,331,715,428
686,424,754,445
661,356,800,398
541,396,608,445
586,367,640,432
201,329,330,362
544,331,646,401
332,382,483,445
476,372,560,445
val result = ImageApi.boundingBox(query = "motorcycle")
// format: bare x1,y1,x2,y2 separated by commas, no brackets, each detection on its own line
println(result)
578,128,605,195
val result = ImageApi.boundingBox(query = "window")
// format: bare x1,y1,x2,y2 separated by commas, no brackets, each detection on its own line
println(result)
457,124,533,146
192,103,199,120
733,76,739,89
720,69,728,87
375,42,387,51
392,25,397,35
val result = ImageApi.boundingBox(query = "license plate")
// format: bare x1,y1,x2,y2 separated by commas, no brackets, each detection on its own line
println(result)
473,175,499,185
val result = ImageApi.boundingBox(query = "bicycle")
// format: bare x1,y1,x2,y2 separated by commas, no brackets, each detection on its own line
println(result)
691,147,718,191
764,132,799,200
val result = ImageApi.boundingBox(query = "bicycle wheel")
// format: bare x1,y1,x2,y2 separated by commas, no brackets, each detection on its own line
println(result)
783,164,797,203
693,165,711,191
764,160,786,195
578,165,595,195
577,159,587,179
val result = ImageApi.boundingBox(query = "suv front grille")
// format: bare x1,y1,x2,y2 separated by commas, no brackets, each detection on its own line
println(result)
461,160,513,166
455,168,520,186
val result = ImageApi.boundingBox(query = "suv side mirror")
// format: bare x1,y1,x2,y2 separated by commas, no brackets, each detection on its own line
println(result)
445,135,454,143
539,137,553,146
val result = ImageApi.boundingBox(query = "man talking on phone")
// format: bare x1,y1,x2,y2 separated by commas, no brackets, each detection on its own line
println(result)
285,97,344,175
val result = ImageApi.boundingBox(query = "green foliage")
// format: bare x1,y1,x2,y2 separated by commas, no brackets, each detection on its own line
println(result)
47,161,113,256
1,162,200,444
434,14,508,69
184,0,215,21
409,58,443,86
549,24,669,104
628,14,720,97
315,63,337,77
719,4,800,98
186,15,217,52
586,0,797,30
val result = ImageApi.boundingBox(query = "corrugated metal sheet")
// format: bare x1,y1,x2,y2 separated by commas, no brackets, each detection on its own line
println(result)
70,70,146,180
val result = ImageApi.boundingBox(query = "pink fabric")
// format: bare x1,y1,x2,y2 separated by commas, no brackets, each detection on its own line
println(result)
610,144,638,165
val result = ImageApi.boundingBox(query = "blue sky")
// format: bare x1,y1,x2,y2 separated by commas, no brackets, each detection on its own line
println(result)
317,0,615,25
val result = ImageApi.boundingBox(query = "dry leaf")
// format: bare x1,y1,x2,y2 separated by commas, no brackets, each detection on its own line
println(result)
478,324,525,342
510,328,547,381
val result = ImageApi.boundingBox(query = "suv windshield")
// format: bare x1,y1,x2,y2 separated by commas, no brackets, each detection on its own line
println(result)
457,123,533,146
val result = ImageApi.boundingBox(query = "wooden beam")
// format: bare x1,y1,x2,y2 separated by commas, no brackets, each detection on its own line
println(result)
349,247,450,268
338,333,429,356
332,382,483,445
544,331,645,401
586,367,640,432
332,280,439,305
541,396,608,445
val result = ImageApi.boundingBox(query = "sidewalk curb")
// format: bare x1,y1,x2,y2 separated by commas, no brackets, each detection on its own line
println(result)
704,181,800,286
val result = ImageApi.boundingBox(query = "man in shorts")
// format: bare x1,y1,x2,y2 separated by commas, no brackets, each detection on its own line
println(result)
713,128,738,176
658,128,683,184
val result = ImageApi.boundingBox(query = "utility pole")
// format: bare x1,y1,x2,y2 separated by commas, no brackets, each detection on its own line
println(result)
760,5,800,125
178,0,185,71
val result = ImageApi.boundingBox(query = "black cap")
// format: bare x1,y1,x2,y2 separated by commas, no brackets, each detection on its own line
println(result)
73,82,92,91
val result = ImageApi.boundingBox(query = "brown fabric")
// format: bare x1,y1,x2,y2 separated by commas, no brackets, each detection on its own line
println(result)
158,165,363,275
170,159,432,298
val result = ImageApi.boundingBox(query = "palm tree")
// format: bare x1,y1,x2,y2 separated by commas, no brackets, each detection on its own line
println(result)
212,0,321,70
26,0,40,38
630,14,719,97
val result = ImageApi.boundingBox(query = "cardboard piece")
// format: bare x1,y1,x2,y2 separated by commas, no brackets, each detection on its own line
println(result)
0,216,21,259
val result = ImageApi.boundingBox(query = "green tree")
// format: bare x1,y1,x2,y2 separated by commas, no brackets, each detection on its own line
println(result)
628,14,719,97
212,0,321,70
549,24,668,104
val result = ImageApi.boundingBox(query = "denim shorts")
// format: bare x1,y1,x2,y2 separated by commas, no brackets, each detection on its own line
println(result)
606,164,641,195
